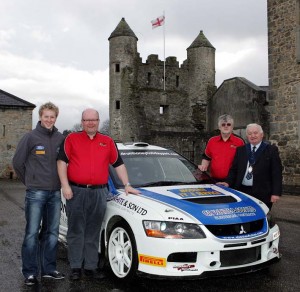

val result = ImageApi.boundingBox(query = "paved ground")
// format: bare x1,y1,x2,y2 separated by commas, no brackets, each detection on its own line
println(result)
0,179,299,291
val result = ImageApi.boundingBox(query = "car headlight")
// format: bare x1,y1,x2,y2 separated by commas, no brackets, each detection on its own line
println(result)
143,220,206,239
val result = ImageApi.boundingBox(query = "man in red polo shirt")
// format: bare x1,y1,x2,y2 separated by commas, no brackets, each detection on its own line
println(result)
198,114,244,181
57,108,140,281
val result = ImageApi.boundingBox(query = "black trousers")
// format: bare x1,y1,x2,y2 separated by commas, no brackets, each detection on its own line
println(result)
66,186,108,270
239,185,273,210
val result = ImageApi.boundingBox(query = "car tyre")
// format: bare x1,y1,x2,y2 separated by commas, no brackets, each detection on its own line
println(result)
108,221,138,280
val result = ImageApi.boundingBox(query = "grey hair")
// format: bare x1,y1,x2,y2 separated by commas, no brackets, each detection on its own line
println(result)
246,123,263,134
218,114,234,127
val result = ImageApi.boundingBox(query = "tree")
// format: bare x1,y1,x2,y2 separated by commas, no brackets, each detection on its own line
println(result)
100,119,110,135
62,129,72,137
72,123,82,132
62,119,109,136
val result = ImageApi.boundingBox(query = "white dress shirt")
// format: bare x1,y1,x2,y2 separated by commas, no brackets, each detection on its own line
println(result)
242,142,262,186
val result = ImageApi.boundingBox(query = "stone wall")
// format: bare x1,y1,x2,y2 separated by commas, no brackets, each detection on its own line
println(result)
0,108,32,178
268,0,300,190
209,77,269,137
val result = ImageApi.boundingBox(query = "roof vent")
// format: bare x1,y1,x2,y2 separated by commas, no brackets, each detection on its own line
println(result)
133,142,149,147
123,142,149,147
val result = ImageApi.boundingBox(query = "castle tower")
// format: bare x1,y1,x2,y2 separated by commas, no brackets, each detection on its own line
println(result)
108,18,138,141
108,19,216,160
187,30,216,131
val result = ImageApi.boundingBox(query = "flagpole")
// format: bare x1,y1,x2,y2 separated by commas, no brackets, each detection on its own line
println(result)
163,11,166,91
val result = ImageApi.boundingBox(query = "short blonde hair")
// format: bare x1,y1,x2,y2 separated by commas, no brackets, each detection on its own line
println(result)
39,102,59,117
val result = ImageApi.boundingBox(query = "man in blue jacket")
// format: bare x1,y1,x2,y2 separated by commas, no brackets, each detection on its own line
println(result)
13,102,65,286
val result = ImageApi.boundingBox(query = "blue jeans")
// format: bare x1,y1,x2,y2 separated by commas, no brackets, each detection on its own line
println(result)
22,189,61,278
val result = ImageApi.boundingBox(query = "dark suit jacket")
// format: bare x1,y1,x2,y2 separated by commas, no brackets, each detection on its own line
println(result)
226,142,283,204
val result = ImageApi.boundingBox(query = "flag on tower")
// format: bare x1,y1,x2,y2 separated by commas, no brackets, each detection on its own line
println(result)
151,15,165,29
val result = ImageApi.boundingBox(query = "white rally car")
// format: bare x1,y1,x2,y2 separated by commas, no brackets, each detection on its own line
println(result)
59,142,280,280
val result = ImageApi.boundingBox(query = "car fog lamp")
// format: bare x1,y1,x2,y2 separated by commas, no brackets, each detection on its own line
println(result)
175,223,185,234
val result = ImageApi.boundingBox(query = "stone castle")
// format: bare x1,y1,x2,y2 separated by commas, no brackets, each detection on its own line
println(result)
108,18,216,162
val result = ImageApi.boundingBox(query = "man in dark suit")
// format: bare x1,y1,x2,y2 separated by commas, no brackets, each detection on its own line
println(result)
220,123,283,209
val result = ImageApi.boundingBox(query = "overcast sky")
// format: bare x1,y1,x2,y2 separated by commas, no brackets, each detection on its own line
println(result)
0,0,268,132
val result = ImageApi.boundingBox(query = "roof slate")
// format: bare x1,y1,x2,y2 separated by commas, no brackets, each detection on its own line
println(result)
108,17,138,41
0,89,35,108
188,30,215,50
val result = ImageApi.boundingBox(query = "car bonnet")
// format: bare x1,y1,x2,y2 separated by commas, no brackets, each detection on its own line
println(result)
139,185,266,226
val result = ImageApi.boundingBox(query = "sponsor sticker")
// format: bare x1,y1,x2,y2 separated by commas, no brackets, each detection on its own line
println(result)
173,264,198,272
139,254,166,267
221,230,264,239
272,230,280,240
35,145,45,155
169,187,223,198
111,196,147,215
202,206,257,219
121,151,179,157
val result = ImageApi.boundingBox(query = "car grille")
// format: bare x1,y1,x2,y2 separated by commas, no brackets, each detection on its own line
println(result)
220,246,261,267
205,219,264,237
167,252,197,263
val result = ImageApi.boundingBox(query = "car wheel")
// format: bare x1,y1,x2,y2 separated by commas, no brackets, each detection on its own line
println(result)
108,221,138,280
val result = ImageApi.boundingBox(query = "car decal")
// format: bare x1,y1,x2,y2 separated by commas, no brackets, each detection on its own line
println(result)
139,254,166,267
169,187,225,198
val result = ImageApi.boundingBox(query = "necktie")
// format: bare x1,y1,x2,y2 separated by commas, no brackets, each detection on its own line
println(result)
246,146,256,179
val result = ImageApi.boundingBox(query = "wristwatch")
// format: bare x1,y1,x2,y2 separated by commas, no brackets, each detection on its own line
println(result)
124,182,131,187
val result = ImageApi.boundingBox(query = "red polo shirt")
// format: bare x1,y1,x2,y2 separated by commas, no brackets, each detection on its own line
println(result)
203,134,244,180
58,131,123,185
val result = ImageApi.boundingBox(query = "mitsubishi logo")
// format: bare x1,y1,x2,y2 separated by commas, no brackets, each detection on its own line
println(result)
239,225,247,234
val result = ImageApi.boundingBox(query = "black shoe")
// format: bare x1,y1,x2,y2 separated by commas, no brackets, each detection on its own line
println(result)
84,269,106,280
42,270,65,280
70,268,81,281
24,275,38,286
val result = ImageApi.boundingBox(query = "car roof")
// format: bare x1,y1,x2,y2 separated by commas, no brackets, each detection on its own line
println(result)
116,142,168,151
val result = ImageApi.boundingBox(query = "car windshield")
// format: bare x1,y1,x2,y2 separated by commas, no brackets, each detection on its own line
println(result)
109,149,212,188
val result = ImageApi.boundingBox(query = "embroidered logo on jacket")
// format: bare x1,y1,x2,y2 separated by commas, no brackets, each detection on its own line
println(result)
35,145,45,155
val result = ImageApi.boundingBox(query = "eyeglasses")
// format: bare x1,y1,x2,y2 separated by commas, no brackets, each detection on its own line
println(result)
82,119,99,123
221,123,232,127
